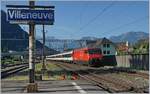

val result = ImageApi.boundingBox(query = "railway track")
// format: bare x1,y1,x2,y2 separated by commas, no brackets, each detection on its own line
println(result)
2,63,28,68
1,63,28,78
129,72,149,79
53,62,149,93
109,67,149,79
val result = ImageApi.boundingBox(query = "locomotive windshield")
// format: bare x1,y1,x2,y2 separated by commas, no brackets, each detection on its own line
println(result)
88,48,102,54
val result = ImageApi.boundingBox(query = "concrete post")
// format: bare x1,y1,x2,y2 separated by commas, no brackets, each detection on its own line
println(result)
29,0,35,83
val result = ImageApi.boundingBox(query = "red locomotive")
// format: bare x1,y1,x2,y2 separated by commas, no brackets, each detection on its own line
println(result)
46,47,103,67
73,48,103,66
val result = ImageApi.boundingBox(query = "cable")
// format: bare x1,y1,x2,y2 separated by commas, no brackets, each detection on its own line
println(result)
79,1,115,31
101,16,148,35
79,3,88,29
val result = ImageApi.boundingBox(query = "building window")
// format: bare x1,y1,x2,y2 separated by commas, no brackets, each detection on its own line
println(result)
107,51,110,54
103,50,106,54
103,44,106,47
107,44,110,48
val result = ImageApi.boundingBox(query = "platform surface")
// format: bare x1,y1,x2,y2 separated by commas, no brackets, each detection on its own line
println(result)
1,79,108,93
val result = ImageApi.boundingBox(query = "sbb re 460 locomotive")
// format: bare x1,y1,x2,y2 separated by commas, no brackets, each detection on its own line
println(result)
46,47,103,67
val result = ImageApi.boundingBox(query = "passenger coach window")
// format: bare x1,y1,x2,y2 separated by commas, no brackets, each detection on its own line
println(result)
64,54,71,57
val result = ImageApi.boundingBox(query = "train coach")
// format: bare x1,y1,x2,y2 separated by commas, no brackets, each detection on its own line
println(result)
46,47,103,67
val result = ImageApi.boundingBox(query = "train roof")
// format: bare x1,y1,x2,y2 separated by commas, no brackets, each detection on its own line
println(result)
73,47,101,51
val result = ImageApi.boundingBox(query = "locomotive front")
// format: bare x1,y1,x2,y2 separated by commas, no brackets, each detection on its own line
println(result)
87,48,103,66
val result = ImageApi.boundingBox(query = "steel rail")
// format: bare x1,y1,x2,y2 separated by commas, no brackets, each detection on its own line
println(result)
53,62,148,93
1,64,28,78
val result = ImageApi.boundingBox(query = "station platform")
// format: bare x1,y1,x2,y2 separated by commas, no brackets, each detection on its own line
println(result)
1,79,108,93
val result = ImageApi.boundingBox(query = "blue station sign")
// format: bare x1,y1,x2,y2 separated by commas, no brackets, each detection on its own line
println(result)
7,9,54,24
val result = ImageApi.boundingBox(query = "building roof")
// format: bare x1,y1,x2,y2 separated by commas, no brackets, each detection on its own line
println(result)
86,37,115,48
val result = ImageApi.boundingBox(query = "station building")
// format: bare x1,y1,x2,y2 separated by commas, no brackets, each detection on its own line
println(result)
86,37,117,56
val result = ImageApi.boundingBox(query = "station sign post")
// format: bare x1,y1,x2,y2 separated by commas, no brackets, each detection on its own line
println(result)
6,0,54,92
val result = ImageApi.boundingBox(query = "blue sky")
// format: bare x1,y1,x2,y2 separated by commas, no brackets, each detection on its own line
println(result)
1,1,149,39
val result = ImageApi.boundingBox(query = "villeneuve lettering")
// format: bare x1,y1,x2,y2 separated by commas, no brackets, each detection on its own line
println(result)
7,9,54,21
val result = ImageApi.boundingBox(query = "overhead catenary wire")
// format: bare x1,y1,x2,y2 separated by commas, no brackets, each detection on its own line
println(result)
101,16,148,35
79,1,115,31
79,3,88,29
78,2,148,37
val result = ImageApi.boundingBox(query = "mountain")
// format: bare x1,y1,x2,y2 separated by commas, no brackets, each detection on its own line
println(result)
1,10,59,54
80,36,98,40
109,31,149,44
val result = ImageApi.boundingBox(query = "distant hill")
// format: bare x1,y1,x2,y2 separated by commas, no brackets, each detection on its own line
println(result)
109,31,149,44
80,36,98,40
1,10,59,54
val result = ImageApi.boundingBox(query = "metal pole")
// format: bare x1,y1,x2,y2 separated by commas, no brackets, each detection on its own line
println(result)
29,0,35,83
64,40,67,52
42,24,46,70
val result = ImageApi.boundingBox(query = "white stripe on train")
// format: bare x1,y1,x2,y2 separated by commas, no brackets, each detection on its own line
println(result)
46,57,73,61
46,51,73,58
